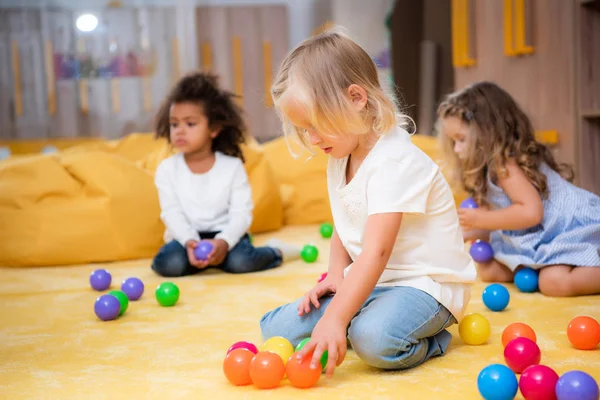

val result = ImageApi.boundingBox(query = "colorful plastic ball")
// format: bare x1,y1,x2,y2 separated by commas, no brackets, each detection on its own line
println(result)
477,363,519,400
248,232,253,244
295,337,328,369
502,322,537,347
249,351,286,389
262,336,294,365
286,351,322,388
194,241,213,261
319,223,333,238
519,364,559,400
469,240,494,263
504,337,541,374
482,283,510,311
223,348,254,386
566,316,600,350
227,341,259,355
555,370,599,400
301,245,319,263
121,277,144,300
94,294,121,321
460,197,479,209
514,267,539,293
317,272,328,283
155,282,180,307
108,290,129,316
90,269,112,291
459,313,491,345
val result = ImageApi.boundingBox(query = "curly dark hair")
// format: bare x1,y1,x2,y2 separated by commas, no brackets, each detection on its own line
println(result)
155,72,247,161
437,81,574,207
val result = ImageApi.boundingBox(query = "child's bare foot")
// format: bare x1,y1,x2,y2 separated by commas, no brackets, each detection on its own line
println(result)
265,239,302,262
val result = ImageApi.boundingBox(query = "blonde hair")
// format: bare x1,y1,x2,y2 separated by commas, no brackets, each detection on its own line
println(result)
271,28,408,155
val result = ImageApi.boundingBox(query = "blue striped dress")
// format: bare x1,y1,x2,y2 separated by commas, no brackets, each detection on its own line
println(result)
488,163,600,271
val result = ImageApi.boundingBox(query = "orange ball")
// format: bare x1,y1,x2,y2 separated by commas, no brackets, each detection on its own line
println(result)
223,348,254,386
567,316,600,350
249,351,286,389
502,322,537,347
285,352,322,388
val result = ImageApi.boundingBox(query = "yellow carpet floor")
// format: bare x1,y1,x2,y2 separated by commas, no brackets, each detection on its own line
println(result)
1,225,598,400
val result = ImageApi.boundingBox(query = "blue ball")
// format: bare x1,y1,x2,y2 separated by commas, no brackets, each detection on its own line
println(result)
556,370,599,400
469,240,494,263
460,197,479,209
514,267,539,293
482,283,510,311
477,364,518,400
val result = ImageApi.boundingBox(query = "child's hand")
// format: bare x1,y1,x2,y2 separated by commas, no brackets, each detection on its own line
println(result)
295,314,347,378
205,239,229,266
458,208,486,230
298,276,341,316
185,240,209,269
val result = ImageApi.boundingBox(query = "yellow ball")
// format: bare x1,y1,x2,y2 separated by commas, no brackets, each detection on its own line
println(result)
261,336,294,365
459,313,491,345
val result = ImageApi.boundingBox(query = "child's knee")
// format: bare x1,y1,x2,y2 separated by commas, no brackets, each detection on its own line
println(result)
222,252,255,274
151,251,188,277
539,267,574,297
347,320,404,369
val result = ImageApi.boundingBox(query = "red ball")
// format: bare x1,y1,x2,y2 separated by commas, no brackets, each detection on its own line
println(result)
519,364,559,400
504,337,541,373
227,341,259,355
223,348,254,386
285,352,322,388
567,316,600,350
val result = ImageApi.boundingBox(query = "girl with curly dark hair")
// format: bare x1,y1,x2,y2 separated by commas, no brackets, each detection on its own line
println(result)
151,72,300,277
438,81,600,297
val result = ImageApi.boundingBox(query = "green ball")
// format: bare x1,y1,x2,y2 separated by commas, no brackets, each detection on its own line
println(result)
248,232,254,244
319,223,333,238
155,282,180,307
301,245,319,263
295,337,328,369
108,290,129,316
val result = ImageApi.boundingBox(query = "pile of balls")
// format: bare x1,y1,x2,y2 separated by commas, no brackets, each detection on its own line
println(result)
90,268,180,321
223,336,325,389
470,316,600,400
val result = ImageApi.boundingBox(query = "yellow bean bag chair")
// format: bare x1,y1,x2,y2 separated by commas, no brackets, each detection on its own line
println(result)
0,134,283,267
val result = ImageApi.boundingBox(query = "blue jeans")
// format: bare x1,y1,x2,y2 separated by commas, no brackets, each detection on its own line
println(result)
151,232,282,277
260,286,457,370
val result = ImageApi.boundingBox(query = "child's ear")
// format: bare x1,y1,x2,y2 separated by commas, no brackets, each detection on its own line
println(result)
347,84,368,111
210,125,221,139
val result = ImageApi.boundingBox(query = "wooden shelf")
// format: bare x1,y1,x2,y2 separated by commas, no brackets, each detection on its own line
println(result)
581,109,600,119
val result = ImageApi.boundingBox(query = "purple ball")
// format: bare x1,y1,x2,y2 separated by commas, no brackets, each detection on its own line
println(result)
469,240,494,263
194,241,214,261
556,370,599,400
94,294,121,321
121,277,144,300
460,197,479,209
90,269,112,291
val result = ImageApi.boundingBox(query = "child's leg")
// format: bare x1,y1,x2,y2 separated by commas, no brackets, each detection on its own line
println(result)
260,295,335,348
151,240,198,277
476,259,514,282
220,235,283,274
347,286,456,370
539,265,600,297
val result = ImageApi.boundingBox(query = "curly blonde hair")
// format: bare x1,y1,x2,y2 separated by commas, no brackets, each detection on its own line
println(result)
271,27,409,156
437,81,574,206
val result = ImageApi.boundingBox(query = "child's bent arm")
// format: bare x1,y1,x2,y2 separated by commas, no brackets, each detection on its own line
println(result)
155,165,199,244
328,228,352,282
479,161,544,231
462,228,490,242
322,212,403,325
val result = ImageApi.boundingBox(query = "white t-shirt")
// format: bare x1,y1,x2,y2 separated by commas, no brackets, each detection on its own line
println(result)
327,126,476,321
154,151,253,249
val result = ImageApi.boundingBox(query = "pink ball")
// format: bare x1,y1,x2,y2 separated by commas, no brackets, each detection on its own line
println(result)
519,364,559,400
227,341,258,355
318,272,328,283
504,337,541,373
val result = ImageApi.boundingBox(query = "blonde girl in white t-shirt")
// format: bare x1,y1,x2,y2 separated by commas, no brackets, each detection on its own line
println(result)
260,29,477,377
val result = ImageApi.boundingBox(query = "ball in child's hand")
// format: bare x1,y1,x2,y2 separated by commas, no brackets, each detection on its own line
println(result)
469,240,494,263
319,223,333,238
155,282,180,307
296,337,328,369
514,267,539,293
194,241,214,261
460,197,479,209
301,245,319,263
90,269,111,291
